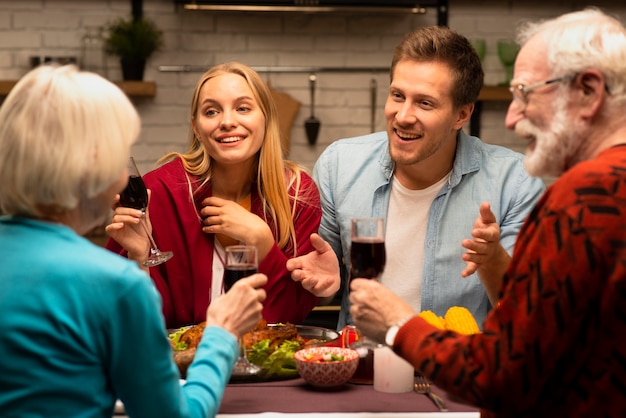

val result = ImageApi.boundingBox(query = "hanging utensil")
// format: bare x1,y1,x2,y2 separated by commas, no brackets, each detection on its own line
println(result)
304,74,320,146
370,78,377,133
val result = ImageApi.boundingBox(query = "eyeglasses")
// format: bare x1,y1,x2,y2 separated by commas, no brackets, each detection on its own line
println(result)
509,74,576,111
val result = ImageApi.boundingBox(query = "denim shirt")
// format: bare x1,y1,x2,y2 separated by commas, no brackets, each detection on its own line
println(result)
313,130,545,330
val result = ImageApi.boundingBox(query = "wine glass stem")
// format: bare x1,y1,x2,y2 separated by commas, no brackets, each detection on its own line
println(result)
138,216,161,256
239,338,247,359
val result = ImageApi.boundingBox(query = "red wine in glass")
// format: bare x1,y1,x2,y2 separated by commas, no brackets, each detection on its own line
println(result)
348,218,386,384
119,175,148,211
223,245,261,376
118,157,173,267
350,238,386,281
223,265,258,292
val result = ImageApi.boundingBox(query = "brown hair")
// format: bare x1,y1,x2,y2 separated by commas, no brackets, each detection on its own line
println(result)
390,26,484,108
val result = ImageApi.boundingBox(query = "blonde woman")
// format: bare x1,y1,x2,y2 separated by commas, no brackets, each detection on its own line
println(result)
106,62,338,329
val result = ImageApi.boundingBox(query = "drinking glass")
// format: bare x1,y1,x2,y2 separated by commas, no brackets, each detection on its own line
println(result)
470,39,487,63
119,157,173,267
350,218,386,281
348,217,386,384
223,245,262,376
497,39,520,86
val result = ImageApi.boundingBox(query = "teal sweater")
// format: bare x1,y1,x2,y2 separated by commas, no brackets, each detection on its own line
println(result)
0,216,237,417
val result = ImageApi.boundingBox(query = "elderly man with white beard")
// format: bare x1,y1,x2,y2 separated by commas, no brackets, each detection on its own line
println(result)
347,7,626,418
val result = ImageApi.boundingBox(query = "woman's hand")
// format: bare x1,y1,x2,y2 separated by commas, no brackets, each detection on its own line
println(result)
206,273,268,339
199,196,274,260
105,192,151,266
287,233,341,298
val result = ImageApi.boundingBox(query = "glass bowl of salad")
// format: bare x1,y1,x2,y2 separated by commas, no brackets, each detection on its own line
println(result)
294,346,359,388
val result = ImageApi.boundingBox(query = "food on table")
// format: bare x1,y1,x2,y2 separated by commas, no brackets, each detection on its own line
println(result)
444,306,481,334
175,324,202,349
169,320,322,378
294,347,360,388
418,310,447,329
418,306,481,335
243,320,303,350
302,351,345,362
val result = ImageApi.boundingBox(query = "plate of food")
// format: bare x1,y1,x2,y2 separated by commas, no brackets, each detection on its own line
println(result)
169,320,339,382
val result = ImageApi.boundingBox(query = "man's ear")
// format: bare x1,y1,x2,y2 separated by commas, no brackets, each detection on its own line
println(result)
576,69,606,119
454,103,474,130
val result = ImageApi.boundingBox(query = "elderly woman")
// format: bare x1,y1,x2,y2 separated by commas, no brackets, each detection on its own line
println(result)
106,62,338,329
0,64,267,417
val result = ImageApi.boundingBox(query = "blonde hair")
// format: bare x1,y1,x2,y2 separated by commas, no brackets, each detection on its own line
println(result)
160,62,310,254
0,65,140,217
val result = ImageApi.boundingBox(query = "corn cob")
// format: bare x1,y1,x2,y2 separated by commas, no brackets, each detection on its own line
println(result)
444,306,480,335
418,310,446,329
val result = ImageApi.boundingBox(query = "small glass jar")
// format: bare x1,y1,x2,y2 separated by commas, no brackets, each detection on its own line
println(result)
81,26,107,77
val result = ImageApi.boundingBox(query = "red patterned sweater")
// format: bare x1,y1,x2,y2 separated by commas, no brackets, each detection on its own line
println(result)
394,145,626,417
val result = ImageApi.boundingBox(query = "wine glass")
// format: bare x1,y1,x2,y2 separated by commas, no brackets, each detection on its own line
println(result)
119,157,173,267
470,38,487,63
497,39,520,86
223,245,262,376
348,217,386,384
350,218,386,281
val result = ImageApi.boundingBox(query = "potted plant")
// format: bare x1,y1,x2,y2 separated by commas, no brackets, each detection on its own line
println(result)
104,16,163,81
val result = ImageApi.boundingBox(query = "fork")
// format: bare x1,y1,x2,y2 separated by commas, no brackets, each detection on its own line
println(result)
414,375,449,412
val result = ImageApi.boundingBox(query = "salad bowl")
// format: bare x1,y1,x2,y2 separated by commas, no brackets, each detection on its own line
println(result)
294,346,359,388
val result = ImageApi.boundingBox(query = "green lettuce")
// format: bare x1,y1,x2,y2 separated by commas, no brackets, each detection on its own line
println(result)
247,340,271,365
248,339,301,378
168,328,189,351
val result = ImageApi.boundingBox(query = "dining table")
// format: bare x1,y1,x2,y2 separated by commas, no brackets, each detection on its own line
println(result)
114,376,481,417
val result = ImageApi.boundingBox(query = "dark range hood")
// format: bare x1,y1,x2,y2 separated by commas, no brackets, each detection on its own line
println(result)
175,1,448,25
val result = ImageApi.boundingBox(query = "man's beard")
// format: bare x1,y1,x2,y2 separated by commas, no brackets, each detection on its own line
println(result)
515,95,588,178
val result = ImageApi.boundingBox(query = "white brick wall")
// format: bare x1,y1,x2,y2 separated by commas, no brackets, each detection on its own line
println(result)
1,0,625,175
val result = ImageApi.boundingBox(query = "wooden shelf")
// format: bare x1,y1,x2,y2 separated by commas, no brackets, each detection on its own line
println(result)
0,80,16,95
477,85,511,101
115,81,157,97
0,80,156,97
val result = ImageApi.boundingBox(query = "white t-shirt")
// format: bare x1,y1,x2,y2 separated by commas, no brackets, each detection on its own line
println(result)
381,173,450,313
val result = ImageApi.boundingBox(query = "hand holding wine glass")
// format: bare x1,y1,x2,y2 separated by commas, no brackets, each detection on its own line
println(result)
205,272,267,343
118,157,173,267
348,217,386,384
223,245,262,376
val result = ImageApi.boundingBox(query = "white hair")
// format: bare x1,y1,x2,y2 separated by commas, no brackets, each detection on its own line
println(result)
0,65,140,217
517,7,626,108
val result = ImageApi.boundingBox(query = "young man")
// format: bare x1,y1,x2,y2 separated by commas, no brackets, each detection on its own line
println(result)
290,26,544,329
350,8,626,417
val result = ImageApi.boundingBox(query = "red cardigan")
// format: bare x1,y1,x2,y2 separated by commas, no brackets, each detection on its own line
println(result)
393,146,626,417
107,158,322,329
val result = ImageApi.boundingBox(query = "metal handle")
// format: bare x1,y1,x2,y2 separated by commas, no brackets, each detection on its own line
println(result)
427,391,448,412
309,74,316,117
